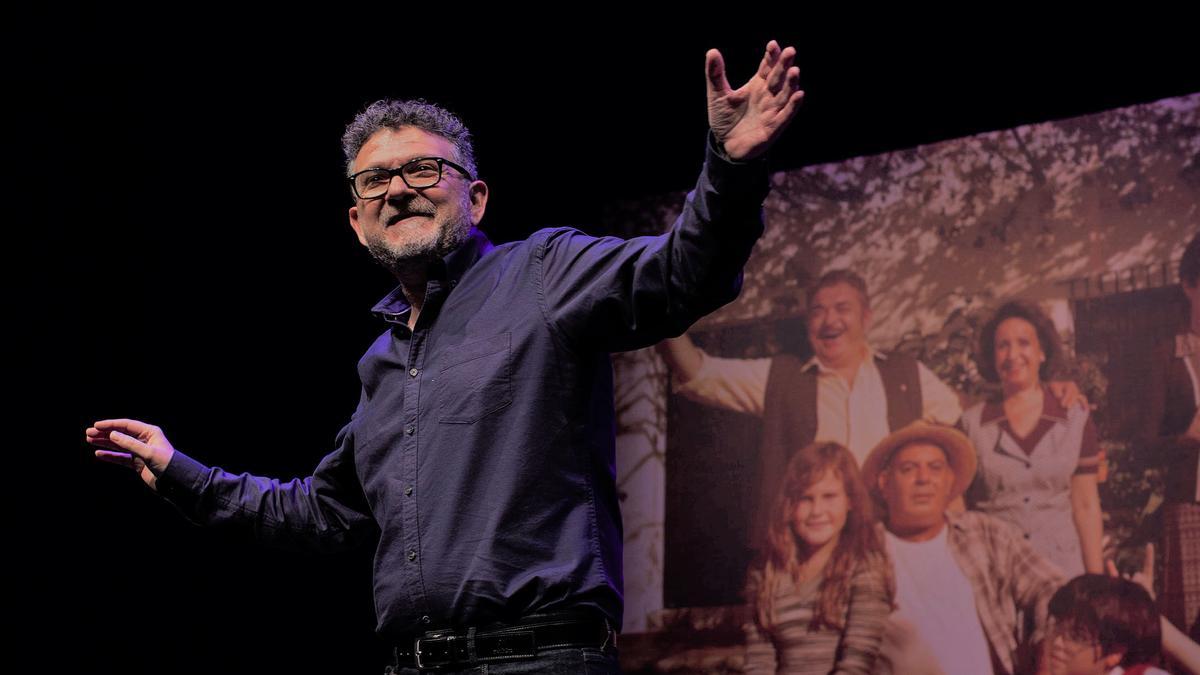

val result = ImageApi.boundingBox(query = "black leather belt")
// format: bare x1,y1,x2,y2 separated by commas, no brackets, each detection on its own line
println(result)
390,612,615,671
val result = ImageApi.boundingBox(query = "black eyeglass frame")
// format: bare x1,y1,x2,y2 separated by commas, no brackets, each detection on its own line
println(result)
347,156,474,200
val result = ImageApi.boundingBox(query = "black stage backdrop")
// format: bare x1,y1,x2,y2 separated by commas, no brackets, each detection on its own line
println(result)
28,13,1200,674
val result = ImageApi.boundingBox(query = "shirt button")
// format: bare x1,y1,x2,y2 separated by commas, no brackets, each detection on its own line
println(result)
405,425,416,436
408,550,417,561
1024,497,1030,503
1024,533,1031,539
405,486,413,496
409,368,419,377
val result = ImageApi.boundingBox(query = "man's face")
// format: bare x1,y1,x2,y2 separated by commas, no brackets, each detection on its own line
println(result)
807,282,871,369
348,126,488,273
877,442,955,535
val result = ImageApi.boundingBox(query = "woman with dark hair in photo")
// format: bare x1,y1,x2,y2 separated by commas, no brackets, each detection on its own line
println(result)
961,300,1105,577
743,442,894,674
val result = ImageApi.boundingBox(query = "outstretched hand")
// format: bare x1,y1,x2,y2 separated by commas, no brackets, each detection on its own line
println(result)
87,418,177,492
1105,542,1155,598
1047,380,1090,411
706,40,805,161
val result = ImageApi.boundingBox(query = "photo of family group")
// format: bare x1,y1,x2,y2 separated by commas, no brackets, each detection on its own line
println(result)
608,92,1199,674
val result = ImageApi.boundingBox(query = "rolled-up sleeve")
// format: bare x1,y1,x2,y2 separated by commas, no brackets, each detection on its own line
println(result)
673,349,771,416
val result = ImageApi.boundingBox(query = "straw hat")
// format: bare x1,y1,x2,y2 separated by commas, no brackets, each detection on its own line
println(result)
861,421,977,502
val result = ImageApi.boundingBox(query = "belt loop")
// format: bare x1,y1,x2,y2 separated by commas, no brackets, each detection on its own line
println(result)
467,625,478,663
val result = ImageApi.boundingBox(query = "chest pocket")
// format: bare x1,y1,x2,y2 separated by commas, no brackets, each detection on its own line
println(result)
435,333,513,424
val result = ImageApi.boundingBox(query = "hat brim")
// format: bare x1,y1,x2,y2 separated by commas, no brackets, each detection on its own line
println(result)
861,421,978,504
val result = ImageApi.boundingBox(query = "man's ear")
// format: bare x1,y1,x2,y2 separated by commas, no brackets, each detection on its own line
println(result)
348,205,368,247
468,180,489,225
1101,649,1125,669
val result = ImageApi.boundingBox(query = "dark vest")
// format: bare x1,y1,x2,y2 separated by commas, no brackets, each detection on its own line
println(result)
751,352,924,548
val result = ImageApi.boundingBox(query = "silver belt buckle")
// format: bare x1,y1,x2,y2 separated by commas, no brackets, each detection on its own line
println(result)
414,632,456,669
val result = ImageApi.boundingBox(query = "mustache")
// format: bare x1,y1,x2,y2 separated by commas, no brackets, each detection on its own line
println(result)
382,198,436,225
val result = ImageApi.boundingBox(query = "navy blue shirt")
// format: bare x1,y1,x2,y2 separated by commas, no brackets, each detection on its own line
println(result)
156,134,769,638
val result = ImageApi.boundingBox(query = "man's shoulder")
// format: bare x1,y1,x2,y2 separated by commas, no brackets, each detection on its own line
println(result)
511,226,637,262
527,226,613,246
455,228,573,272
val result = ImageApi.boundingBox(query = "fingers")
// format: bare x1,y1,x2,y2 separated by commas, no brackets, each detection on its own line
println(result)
1105,558,1119,577
754,40,780,79
85,426,135,453
1143,542,1155,580
705,49,730,100
93,418,157,439
778,87,805,125
765,46,796,95
94,449,137,469
96,427,151,460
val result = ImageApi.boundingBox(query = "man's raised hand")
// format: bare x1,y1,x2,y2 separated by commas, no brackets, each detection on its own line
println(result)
706,40,805,162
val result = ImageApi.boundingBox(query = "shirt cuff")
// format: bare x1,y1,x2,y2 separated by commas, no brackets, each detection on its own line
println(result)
704,130,770,205
156,449,209,506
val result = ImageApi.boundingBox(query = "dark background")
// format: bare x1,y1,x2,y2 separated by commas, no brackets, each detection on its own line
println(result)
25,14,1198,674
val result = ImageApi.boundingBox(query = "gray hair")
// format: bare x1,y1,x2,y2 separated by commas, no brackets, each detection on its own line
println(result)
341,99,478,179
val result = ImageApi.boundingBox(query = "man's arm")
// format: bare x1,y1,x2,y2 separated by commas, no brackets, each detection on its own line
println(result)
656,335,705,382
88,416,376,554
1106,552,1200,671
537,41,803,353
656,335,771,416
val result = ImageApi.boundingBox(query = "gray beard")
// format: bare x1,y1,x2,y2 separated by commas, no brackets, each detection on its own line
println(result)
364,212,473,277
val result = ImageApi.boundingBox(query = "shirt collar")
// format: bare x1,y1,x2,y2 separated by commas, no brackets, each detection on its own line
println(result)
370,228,494,323
979,383,1068,425
801,345,883,373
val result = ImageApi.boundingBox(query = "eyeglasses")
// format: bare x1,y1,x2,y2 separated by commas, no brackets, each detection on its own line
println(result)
348,156,473,200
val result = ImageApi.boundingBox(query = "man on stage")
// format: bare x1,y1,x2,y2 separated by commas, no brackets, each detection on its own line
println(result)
87,40,804,673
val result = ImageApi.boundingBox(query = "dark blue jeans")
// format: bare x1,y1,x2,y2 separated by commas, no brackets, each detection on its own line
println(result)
386,645,619,674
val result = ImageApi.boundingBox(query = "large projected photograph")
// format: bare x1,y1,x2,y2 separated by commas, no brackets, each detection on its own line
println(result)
611,93,1199,673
